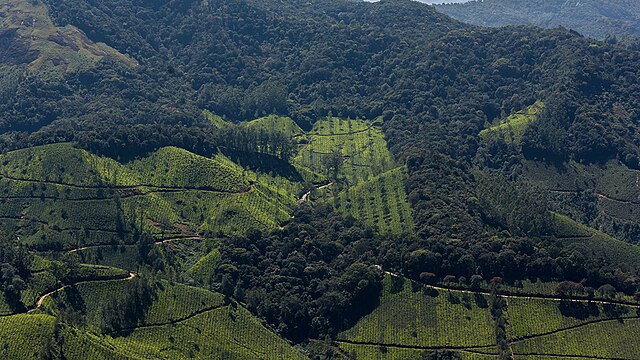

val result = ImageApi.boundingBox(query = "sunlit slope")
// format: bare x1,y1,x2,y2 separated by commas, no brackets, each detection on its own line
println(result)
0,0,135,74
293,117,413,234
0,143,295,252
337,274,640,359
3,280,307,359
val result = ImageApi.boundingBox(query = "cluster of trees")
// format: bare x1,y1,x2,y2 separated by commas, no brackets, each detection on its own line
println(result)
0,238,31,311
98,275,155,334
213,204,383,341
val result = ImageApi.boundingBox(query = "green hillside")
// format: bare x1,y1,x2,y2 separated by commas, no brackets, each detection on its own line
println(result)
337,167,414,235
338,275,496,349
1,279,307,359
0,143,295,252
480,101,545,145
336,274,640,359
0,0,134,75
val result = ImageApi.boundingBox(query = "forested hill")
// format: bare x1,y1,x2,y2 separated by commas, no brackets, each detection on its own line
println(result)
2,0,640,357
436,0,640,40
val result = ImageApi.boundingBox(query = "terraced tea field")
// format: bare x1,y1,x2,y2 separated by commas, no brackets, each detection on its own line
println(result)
335,274,640,359
293,117,413,234
0,143,296,253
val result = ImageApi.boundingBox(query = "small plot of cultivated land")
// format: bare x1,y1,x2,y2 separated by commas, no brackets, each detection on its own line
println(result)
338,275,496,349
339,274,640,359
294,117,393,184
337,167,414,235
110,306,308,360
294,117,413,235
553,213,640,266
479,101,544,145
0,314,56,359
510,317,640,359
40,280,224,330
507,297,639,339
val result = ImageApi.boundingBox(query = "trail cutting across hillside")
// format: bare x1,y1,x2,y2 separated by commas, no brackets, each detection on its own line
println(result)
28,271,136,312
0,173,253,195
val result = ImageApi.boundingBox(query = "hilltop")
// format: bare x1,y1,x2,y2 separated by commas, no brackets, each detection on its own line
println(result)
437,0,640,39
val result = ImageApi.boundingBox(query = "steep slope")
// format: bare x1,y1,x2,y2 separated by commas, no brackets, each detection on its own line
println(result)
0,0,135,73
437,0,640,39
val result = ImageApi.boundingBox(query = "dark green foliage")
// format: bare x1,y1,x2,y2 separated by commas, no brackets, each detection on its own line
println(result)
214,204,383,341
476,172,552,237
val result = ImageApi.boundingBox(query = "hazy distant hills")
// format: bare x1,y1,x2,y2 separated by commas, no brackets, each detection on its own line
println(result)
436,0,640,39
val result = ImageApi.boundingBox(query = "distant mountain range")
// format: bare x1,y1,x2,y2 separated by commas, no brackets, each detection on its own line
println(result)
436,0,640,39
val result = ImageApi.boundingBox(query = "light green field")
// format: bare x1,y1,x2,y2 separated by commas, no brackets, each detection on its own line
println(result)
39,279,224,330
0,314,56,359
337,167,414,234
510,317,640,359
338,275,496,348
0,143,297,252
294,117,393,184
245,115,305,139
292,117,413,235
480,101,544,144
0,297,308,360
110,305,308,359
507,297,638,339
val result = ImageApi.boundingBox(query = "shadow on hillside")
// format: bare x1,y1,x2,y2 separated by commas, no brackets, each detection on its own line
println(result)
558,300,600,320
223,150,304,182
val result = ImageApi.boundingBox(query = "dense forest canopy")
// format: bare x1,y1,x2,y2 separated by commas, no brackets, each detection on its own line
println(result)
1,0,640,358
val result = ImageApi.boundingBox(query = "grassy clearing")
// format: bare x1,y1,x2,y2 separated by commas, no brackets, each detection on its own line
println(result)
480,101,544,145
339,275,495,348
511,317,640,359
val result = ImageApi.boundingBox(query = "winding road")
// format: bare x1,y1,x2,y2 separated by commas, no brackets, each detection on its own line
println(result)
28,271,136,312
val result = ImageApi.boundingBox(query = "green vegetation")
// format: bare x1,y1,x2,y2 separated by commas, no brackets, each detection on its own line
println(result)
245,115,305,139
109,306,308,359
511,317,640,358
292,117,412,234
0,143,296,251
339,275,495,348
552,213,640,266
337,167,414,234
507,297,638,339
480,101,544,145
0,314,56,359
0,0,134,75
294,117,392,184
